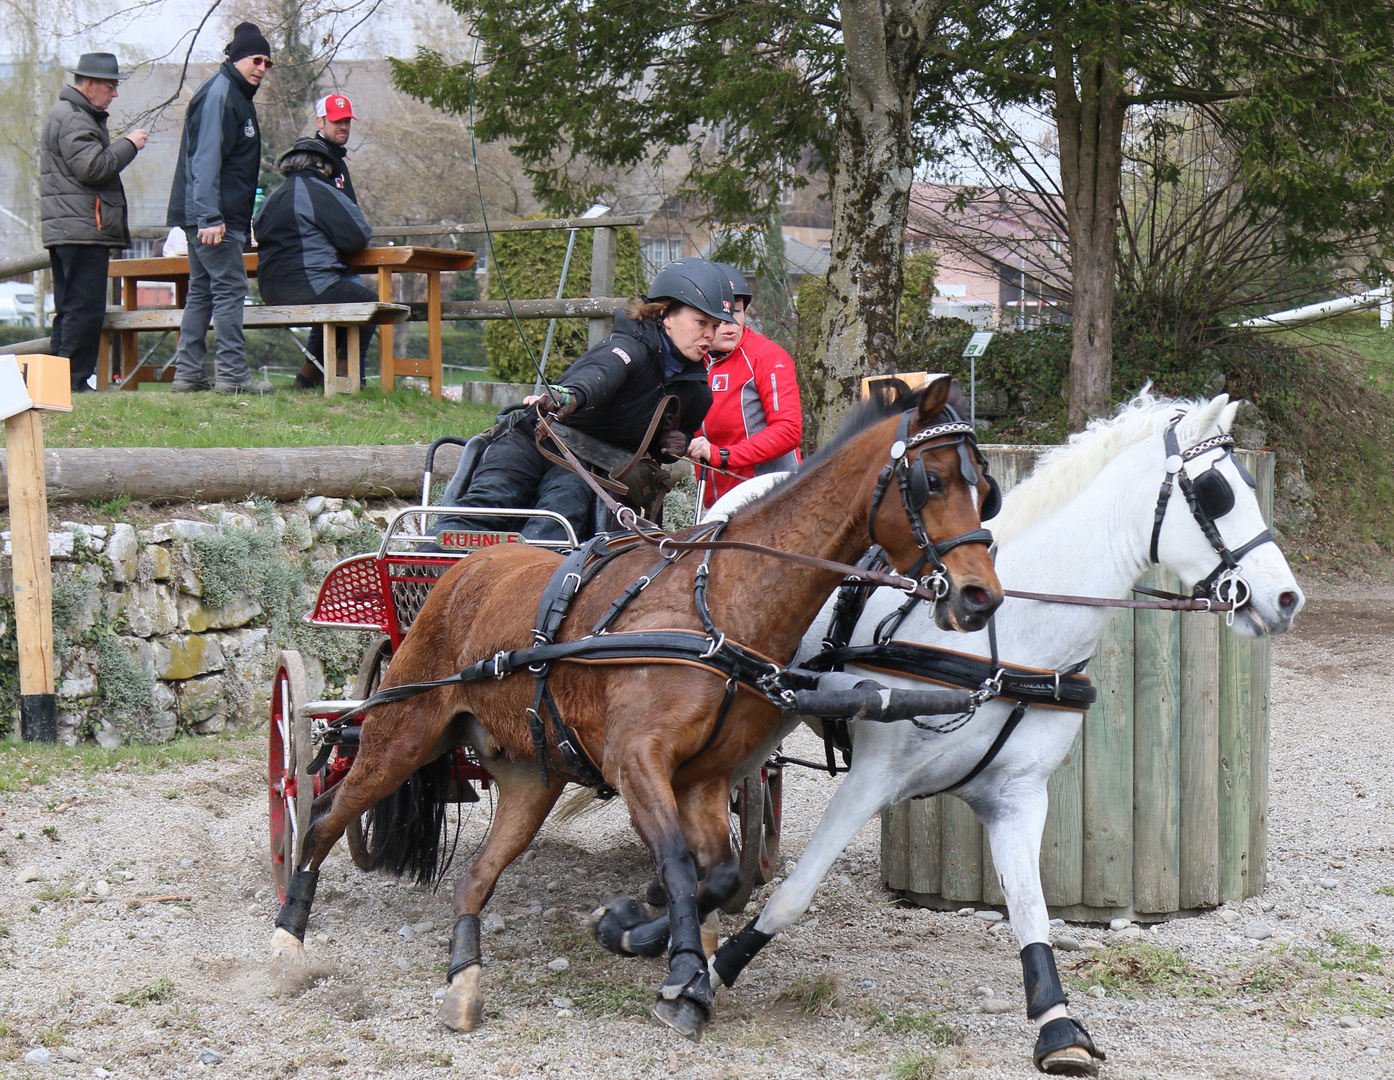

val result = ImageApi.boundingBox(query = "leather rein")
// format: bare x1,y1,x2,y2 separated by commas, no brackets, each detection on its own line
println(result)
534,408,991,605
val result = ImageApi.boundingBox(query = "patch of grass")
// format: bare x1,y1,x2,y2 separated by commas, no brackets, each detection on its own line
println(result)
780,971,844,1017
113,976,177,1007
46,384,494,450
33,883,75,903
1293,929,1383,973
1375,885,1394,897
86,493,132,519
510,1022,563,1044
0,736,254,794
891,1050,942,1080
1067,943,1213,998
34,1023,71,1048
871,1007,962,1045
547,972,651,1019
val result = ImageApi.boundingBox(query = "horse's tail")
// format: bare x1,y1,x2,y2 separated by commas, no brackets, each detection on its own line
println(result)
363,756,458,886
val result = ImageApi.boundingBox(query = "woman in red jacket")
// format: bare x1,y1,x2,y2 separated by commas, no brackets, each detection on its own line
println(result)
687,264,802,508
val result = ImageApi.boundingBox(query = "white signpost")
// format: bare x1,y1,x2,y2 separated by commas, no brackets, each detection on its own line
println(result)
960,331,995,426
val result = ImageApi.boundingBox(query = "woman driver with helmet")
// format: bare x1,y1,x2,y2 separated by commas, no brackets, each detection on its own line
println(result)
437,257,735,542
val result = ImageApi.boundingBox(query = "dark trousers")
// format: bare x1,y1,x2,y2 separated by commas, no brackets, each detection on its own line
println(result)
49,245,110,389
262,274,377,384
438,421,593,542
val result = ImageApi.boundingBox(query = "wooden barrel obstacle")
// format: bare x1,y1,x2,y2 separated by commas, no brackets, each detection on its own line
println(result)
881,445,1274,921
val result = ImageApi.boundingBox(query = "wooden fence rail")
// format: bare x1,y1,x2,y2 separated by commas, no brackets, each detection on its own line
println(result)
881,445,1275,921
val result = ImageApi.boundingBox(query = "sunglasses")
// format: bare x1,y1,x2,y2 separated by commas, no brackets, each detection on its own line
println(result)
248,56,273,69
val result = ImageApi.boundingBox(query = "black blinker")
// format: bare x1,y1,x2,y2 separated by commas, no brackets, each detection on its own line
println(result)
1192,468,1234,519
981,474,1002,520
908,461,930,510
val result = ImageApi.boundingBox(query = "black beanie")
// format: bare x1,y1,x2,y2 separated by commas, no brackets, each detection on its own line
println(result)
226,22,271,63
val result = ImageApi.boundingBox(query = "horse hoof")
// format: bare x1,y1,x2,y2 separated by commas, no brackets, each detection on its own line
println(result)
645,879,669,907
1039,1047,1099,1076
437,966,484,1032
269,927,308,966
1034,1017,1104,1076
652,995,707,1042
590,893,649,954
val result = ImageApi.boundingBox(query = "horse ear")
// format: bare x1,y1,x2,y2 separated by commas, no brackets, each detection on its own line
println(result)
1178,394,1228,446
1219,399,1241,433
917,374,952,423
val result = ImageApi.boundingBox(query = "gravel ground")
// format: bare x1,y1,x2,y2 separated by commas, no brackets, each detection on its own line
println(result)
1,577,1392,1080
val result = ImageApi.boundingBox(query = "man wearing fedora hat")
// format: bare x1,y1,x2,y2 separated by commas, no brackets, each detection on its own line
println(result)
40,52,148,392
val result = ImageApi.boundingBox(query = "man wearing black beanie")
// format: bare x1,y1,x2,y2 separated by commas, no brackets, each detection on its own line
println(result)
166,22,275,393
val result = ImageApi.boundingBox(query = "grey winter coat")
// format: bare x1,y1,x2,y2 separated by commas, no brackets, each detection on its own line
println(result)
39,84,138,248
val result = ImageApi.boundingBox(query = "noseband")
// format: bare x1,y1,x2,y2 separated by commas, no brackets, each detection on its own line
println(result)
868,410,996,596
1149,417,1275,615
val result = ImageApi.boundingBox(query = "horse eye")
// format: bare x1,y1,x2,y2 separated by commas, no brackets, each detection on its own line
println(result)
925,472,944,493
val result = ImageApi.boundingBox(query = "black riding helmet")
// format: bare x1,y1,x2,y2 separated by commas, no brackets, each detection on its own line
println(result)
645,258,737,323
713,261,753,305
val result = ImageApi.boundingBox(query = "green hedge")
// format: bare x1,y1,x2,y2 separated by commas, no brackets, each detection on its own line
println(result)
484,220,644,383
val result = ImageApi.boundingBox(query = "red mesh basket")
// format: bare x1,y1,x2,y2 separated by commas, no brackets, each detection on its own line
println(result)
307,554,390,631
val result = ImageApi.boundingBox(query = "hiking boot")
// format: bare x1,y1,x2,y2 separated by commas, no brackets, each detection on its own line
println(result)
214,378,275,395
171,379,212,393
291,373,323,390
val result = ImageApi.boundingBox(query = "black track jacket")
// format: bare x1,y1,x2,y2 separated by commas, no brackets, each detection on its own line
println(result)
556,312,712,455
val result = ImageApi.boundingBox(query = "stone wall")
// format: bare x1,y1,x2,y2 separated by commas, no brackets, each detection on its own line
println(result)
0,498,399,747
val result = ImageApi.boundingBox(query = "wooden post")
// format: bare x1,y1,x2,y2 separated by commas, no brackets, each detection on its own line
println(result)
377,266,396,391
4,408,56,741
1218,623,1253,901
427,270,443,400
939,794,983,901
1132,567,1181,912
1083,607,1134,908
1246,450,1275,895
588,227,617,348
1178,610,1221,908
1041,727,1085,906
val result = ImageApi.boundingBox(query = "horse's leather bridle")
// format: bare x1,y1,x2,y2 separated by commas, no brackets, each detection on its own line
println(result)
1148,417,1275,618
867,411,996,598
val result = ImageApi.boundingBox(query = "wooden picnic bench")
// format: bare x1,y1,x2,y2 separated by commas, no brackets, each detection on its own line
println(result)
101,246,475,398
100,303,410,396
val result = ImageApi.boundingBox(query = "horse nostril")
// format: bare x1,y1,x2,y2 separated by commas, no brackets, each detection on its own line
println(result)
1279,590,1299,614
963,585,991,610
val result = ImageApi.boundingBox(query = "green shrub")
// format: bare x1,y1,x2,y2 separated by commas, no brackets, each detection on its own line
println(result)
484,219,645,383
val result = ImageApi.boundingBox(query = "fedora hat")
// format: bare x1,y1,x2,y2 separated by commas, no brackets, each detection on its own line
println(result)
67,53,130,82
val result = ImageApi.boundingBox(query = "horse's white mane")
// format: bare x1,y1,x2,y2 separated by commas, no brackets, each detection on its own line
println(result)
991,388,1228,546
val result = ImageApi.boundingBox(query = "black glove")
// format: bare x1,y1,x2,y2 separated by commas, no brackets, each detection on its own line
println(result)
658,429,689,460
536,385,580,420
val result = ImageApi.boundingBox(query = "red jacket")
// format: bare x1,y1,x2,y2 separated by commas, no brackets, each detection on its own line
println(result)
699,327,802,506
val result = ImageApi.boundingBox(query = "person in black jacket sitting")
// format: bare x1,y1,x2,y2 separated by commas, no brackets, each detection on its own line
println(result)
438,258,736,542
253,136,375,386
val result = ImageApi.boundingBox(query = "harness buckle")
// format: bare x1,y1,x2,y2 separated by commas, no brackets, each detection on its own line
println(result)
699,632,726,660
615,506,638,531
1053,669,1061,702
491,650,510,679
657,537,680,561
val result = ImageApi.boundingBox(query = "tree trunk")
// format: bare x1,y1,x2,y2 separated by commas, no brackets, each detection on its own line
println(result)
1054,15,1127,425
803,0,940,445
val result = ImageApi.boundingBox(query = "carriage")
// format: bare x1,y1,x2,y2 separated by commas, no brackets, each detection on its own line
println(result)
267,434,783,911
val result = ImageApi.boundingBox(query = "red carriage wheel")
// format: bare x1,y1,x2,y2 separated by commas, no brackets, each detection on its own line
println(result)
721,760,784,914
344,636,391,872
269,650,313,903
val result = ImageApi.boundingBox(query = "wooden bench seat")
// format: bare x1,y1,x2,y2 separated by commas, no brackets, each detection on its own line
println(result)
98,301,411,395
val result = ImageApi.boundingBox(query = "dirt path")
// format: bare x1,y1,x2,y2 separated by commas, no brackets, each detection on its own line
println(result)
2,579,1393,1079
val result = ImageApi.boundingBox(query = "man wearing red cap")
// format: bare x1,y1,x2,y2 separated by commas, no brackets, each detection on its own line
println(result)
313,93,356,203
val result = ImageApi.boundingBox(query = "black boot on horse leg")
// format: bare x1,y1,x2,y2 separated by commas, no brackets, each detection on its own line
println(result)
270,868,319,966
593,859,739,959
1022,942,1105,1076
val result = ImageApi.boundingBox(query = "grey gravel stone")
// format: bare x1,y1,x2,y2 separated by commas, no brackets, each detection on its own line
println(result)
551,997,573,1009
1081,940,1107,952
1245,922,1273,940
93,879,110,897
23,1048,51,1065
1114,927,1144,942
198,1049,222,1064
436,936,450,947
973,986,993,997
957,907,975,916
1338,1016,1361,1029
16,866,40,884
1055,936,1082,952
1319,878,1340,889
1365,1047,1381,1057
394,957,410,971
433,987,447,1003
398,925,414,940
975,910,1004,922
1049,918,1066,928
56,1047,81,1062
484,915,506,934
1088,986,1106,999
412,921,433,934
1108,917,1132,931
1218,910,1240,924
980,999,1014,1014
547,957,569,971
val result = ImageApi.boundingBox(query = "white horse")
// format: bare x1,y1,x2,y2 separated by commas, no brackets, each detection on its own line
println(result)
704,391,1304,1076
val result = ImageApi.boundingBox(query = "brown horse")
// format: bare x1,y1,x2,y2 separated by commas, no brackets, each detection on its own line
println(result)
269,376,1003,1040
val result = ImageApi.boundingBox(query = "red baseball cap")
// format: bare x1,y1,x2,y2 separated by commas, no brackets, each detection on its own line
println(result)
316,94,356,121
